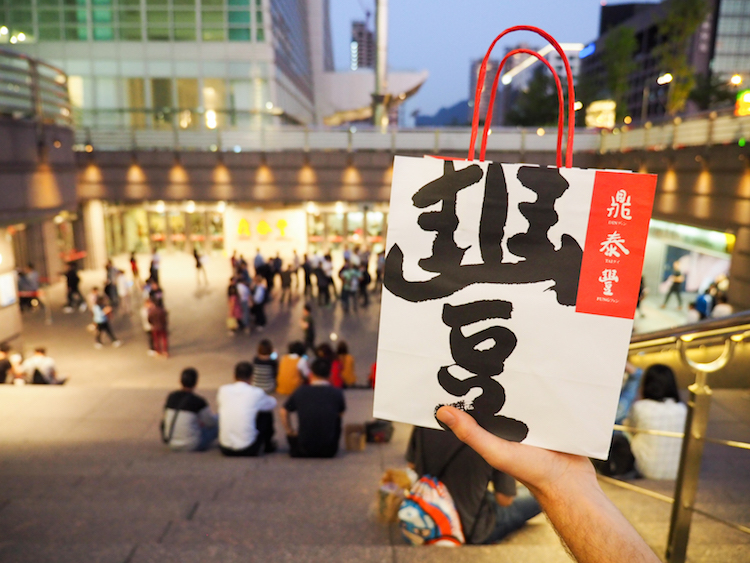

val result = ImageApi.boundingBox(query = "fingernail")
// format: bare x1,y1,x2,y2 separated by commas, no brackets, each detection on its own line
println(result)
436,407,455,427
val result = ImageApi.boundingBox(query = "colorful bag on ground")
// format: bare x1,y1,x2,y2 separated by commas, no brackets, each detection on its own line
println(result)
374,26,658,459
398,476,464,546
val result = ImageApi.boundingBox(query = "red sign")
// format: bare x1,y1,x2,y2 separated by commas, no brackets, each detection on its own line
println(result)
575,171,656,319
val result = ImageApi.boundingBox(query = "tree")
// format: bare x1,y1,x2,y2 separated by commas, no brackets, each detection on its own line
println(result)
654,0,710,115
601,26,637,123
505,66,560,127
689,69,736,110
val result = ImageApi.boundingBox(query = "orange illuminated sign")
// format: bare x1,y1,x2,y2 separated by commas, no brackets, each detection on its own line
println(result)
735,90,750,117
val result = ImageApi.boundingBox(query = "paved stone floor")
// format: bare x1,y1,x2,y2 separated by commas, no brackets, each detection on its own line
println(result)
0,253,748,562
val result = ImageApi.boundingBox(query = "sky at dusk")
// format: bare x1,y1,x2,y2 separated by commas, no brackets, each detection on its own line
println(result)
329,0,618,122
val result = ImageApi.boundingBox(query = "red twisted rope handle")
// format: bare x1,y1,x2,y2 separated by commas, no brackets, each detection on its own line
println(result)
468,26,576,168
481,49,565,167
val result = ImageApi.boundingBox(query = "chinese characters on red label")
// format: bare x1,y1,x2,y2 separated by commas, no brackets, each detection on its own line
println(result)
575,171,657,319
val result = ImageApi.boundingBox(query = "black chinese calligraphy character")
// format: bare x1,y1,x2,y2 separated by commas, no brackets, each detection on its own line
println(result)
384,163,582,306
435,300,528,442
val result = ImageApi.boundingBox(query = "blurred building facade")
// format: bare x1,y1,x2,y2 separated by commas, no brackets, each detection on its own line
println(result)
2,0,425,129
578,0,749,123
350,20,374,70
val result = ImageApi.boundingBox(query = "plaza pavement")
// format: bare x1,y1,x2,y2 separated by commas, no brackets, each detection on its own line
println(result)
0,252,748,562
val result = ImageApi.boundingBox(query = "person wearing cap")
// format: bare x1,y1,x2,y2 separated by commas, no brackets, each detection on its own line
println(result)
280,358,346,458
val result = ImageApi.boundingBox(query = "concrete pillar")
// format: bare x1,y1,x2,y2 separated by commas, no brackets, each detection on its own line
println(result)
0,228,23,347
82,200,108,271
729,226,750,312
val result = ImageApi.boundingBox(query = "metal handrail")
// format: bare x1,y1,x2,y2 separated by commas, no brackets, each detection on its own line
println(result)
0,46,71,127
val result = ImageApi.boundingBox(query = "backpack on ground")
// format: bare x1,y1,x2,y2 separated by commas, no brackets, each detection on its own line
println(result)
398,475,465,545
398,440,467,546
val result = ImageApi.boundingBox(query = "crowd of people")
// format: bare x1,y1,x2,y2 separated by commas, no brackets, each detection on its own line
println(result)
161,334,359,458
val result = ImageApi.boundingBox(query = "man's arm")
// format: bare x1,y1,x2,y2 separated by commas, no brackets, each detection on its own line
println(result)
436,406,659,563
279,407,296,436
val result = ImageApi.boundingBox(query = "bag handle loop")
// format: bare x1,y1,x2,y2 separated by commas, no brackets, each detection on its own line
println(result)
468,26,576,168
481,49,565,167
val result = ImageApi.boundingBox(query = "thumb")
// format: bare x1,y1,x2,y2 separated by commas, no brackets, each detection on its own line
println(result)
436,406,516,475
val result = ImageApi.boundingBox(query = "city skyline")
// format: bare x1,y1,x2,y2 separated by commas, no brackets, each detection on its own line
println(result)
330,0,620,121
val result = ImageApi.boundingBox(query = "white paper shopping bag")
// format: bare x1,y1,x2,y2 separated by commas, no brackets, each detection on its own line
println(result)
373,27,657,459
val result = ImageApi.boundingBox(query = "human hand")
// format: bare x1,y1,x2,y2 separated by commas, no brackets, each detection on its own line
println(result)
436,406,597,504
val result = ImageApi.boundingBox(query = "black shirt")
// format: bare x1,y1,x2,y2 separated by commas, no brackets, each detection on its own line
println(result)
406,427,516,544
164,390,209,414
284,384,346,457
0,358,11,384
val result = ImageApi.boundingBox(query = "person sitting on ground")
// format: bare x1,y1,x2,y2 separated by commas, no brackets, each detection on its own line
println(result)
218,361,277,456
162,368,218,451
21,347,67,385
252,339,278,393
280,358,346,458
330,341,356,389
276,341,306,395
405,424,541,545
0,344,21,384
627,364,687,480
710,294,733,318
437,406,660,562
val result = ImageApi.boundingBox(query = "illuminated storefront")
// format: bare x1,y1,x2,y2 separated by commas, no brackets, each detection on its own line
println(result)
96,200,388,262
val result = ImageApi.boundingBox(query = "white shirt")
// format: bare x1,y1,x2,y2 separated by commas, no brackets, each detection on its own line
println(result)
21,355,56,382
236,282,250,304
629,399,687,480
217,381,277,450
711,303,733,318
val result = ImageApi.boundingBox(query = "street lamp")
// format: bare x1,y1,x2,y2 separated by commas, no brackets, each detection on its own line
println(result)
731,74,743,86
642,73,674,122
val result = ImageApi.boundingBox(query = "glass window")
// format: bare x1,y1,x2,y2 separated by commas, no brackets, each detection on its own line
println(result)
119,9,141,24
256,27,264,42
189,213,207,246
151,78,173,108
202,0,223,5
328,213,344,247
147,9,168,23
168,211,186,251
176,78,198,128
202,27,225,41
145,0,168,4
148,212,167,250
119,26,142,40
65,26,87,40
93,25,114,40
201,11,224,24
229,0,251,5
228,10,250,24
38,10,62,24
147,27,170,40
64,9,85,24
174,27,196,40
126,78,146,127
229,28,250,41
209,212,224,251
92,8,112,23
173,0,196,5
10,10,33,24
255,10,263,24
173,11,195,24
347,212,364,245
39,0,61,6
39,26,63,40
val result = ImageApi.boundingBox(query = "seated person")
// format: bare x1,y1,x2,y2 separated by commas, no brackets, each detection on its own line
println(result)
218,361,277,456
627,364,687,480
276,341,306,395
0,344,20,384
251,339,278,394
162,368,218,451
406,425,541,544
21,347,67,385
280,358,346,458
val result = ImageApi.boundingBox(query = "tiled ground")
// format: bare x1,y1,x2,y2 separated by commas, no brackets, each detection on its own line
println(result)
0,252,747,562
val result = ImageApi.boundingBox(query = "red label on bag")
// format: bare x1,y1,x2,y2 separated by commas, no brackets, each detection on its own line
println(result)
575,171,657,319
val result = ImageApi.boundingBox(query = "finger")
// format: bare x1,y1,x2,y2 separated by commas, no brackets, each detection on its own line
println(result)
436,406,516,474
